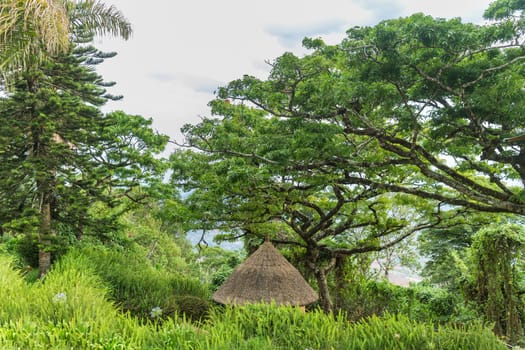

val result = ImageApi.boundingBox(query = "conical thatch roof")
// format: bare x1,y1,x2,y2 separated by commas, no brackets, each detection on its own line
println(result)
212,240,318,306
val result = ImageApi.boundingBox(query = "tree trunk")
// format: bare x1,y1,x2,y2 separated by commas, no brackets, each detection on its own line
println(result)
38,199,53,278
333,255,347,310
38,247,52,278
306,244,336,313
28,76,57,278
306,240,336,313
315,268,333,313
75,223,83,240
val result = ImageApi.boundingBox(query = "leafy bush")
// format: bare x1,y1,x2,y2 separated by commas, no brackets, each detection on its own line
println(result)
8,233,39,267
169,295,210,322
5,229,74,271
339,278,475,324
71,244,209,320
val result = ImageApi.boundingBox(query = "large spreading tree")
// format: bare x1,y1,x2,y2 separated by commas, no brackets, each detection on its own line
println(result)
213,5,525,216
172,100,455,311
172,0,525,311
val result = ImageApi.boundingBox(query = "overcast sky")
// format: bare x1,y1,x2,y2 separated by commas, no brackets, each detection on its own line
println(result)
95,0,494,145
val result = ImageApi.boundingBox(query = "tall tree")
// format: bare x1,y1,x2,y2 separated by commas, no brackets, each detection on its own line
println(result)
0,0,135,277
0,33,167,276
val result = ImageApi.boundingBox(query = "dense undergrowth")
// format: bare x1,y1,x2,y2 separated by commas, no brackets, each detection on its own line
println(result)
0,249,507,350
75,244,210,321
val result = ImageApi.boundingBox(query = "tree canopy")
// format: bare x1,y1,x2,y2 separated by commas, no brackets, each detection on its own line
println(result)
216,12,525,213
171,2,525,311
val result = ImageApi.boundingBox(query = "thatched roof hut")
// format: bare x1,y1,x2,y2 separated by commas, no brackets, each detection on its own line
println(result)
212,240,318,306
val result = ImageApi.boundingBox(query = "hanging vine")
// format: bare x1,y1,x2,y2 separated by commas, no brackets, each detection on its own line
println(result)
469,223,525,343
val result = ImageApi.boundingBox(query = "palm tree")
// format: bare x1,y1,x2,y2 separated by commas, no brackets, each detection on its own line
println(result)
0,0,132,85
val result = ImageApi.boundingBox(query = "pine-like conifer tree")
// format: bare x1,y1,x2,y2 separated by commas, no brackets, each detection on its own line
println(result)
0,32,167,276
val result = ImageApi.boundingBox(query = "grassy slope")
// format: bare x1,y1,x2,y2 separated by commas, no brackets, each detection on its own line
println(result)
0,248,508,350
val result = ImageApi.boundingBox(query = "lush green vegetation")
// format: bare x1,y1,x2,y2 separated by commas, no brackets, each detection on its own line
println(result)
2,0,525,348
0,248,507,349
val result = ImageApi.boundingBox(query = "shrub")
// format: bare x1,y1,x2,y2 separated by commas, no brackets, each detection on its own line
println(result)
6,230,73,271
338,278,472,324
71,244,209,320
172,295,210,322
8,234,39,267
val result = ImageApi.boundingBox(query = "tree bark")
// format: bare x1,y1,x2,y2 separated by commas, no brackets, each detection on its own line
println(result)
38,247,52,278
333,255,347,310
38,199,53,278
305,243,337,313
315,267,333,313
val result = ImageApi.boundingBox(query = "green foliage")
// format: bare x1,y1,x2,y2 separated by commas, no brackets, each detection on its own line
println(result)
466,223,525,343
0,32,168,275
484,0,525,21
191,245,243,292
0,0,132,87
0,250,187,349
174,74,442,311
5,226,76,270
6,233,40,268
71,244,209,320
417,214,496,290
170,2,525,312
0,251,129,341
121,208,192,272
169,295,210,322
3,2,525,348
338,278,475,324
204,304,505,350
0,250,507,349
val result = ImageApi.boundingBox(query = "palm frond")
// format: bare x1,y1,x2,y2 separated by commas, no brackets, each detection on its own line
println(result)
69,0,132,40
0,0,70,56
0,0,132,88
0,0,69,81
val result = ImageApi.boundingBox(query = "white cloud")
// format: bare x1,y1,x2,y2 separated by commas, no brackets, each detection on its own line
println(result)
95,0,494,142
266,19,348,46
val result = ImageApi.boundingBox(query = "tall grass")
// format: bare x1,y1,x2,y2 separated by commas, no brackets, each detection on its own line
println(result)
0,253,150,348
200,304,507,349
0,254,31,321
0,251,509,349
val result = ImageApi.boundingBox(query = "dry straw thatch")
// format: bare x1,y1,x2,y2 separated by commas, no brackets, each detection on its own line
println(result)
212,240,318,306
